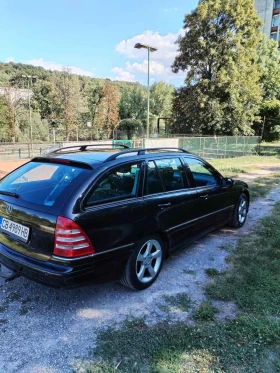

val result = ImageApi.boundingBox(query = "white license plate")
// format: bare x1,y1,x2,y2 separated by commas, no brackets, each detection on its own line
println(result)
0,217,30,243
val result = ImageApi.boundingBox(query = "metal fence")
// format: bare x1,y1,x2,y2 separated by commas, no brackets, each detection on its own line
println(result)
0,136,261,160
178,136,260,158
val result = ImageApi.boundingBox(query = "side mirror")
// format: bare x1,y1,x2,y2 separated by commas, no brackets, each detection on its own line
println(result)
222,178,233,187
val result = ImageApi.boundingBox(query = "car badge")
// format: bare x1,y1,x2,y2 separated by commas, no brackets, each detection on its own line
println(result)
6,204,12,214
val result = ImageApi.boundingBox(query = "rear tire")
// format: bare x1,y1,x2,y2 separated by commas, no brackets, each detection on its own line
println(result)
229,193,248,228
120,235,164,290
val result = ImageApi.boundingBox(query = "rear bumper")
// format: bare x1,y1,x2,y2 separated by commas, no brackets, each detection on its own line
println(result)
0,243,132,288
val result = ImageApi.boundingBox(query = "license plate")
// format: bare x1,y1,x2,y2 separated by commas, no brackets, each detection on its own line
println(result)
0,217,30,243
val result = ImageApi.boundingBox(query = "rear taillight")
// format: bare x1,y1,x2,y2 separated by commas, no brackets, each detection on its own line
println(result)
54,216,94,258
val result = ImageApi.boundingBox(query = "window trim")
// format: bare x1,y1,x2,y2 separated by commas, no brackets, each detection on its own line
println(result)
82,160,144,208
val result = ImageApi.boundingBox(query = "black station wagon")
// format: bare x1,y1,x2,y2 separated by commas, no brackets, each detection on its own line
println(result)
0,146,249,290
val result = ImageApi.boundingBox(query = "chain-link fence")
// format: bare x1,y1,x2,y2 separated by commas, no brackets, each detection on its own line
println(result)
178,136,260,158
0,136,260,160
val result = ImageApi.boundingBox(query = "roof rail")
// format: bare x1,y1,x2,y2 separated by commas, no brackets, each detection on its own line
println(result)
104,147,188,162
49,143,129,154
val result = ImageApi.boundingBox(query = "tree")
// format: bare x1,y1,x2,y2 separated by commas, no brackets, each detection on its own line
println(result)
53,70,86,140
150,82,175,133
257,34,280,101
119,86,147,124
95,82,121,138
118,119,142,139
172,0,263,135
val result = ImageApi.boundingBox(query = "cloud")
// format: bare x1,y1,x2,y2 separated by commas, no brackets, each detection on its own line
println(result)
115,29,184,65
113,29,186,83
26,58,94,77
125,60,168,76
111,67,136,82
6,57,14,62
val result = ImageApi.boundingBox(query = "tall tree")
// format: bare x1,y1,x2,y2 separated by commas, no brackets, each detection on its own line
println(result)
54,70,86,140
95,82,121,138
118,86,147,123
172,0,263,135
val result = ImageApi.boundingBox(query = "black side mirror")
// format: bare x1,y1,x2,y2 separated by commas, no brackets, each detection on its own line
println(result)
222,178,233,187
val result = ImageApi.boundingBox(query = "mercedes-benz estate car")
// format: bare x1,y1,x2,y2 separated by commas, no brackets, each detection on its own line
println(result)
0,145,249,290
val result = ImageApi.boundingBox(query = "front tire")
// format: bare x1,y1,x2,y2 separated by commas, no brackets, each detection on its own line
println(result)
120,235,164,290
229,193,248,228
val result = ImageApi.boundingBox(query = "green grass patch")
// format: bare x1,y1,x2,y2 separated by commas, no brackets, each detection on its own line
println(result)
207,203,280,316
79,315,280,373
193,302,218,321
205,268,220,277
160,293,192,313
210,155,280,177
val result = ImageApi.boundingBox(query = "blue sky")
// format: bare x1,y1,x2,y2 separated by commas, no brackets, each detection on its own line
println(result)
0,0,198,85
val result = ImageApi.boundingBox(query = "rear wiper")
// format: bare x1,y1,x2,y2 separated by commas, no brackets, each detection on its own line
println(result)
0,190,19,198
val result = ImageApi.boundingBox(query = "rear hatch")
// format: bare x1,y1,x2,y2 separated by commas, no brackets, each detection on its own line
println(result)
0,159,91,261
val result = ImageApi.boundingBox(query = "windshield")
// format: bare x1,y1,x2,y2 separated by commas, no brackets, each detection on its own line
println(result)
0,161,83,207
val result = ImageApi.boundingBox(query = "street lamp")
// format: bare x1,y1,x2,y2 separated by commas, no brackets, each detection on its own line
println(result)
134,43,157,138
22,75,37,156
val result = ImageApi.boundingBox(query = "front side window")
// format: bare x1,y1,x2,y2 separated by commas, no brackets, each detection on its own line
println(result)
85,162,141,206
154,158,185,191
184,158,220,187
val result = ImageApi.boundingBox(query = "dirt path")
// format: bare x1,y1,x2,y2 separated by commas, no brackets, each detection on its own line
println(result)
0,169,280,372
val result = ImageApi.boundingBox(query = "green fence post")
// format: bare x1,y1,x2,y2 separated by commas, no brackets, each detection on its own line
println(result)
19,149,21,159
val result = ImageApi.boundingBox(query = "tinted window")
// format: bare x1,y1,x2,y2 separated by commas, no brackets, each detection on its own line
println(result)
155,158,185,191
184,158,220,187
145,161,164,195
86,163,141,206
0,162,83,206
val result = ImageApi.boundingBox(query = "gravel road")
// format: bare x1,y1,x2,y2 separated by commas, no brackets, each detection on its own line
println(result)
1,185,280,373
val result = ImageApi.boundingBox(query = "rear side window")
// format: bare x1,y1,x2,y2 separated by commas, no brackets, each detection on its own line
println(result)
85,162,141,206
155,158,185,191
0,162,83,206
184,158,220,187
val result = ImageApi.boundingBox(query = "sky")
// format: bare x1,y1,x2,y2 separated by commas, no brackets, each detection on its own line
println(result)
0,0,198,86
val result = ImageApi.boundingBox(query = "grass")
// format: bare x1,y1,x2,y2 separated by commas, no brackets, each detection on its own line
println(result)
160,293,192,313
205,268,220,277
210,155,280,177
77,202,280,373
193,302,218,321
206,203,280,316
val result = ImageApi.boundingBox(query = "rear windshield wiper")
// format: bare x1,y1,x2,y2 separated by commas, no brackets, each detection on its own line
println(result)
0,190,19,198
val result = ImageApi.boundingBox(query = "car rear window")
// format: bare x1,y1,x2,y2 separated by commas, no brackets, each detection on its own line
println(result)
0,161,83,207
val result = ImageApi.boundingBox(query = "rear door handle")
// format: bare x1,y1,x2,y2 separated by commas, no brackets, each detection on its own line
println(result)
158,203,171,208
200,194,208,200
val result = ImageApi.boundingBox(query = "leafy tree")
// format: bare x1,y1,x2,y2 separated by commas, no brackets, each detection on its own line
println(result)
95,82,121,138
118,119,142,139
172,0,263,135
119,86,147,124
257,34,280,101
258,99,280,142
150,82,175,133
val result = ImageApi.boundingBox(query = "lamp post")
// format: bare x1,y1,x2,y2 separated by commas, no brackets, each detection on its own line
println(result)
22,75,37,156
134,43,157,138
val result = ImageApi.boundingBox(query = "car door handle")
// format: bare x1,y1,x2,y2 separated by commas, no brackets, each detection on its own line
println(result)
158,203,171,208
200,194,208,200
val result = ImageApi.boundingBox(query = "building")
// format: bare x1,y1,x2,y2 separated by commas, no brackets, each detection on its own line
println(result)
255,0,280,42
